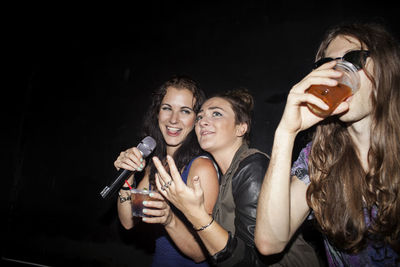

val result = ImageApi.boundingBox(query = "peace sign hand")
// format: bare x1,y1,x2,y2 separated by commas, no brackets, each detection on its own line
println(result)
152,155,205,217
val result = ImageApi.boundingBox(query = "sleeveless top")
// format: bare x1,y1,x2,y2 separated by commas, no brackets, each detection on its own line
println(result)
151,155,216,267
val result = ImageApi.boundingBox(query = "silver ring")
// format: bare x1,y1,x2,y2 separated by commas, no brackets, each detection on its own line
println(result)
161,185,166,191
167,180,172,186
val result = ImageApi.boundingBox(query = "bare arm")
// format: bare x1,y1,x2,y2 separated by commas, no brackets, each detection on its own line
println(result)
255,61,349,255
159,157,220,262
117,173,153,229
255,129,310,255
115,147,172,229
115,147,147,229
187,157,219,215
154,156,229,257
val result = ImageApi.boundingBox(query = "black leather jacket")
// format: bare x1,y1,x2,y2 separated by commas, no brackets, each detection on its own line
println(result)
211,145,319,267
211,145,269,266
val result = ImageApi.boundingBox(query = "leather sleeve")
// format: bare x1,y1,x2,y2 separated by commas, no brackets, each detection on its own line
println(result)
211,153,269,266
233,153,268,247
211,153,319,266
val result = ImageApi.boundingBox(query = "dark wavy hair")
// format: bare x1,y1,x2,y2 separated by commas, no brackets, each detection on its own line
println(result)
141,75,206,189
213,88,254,144
306,22,400,254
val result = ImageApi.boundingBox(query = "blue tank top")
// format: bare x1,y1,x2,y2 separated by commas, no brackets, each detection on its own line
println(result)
151,156,211,267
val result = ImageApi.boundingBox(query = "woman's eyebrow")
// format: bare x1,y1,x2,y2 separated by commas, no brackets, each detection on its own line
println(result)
198,106,224,113
208,106,224,111
161,103,194,111
181,106,194,111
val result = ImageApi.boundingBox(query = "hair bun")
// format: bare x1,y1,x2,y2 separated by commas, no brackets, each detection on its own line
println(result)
224,88,254,112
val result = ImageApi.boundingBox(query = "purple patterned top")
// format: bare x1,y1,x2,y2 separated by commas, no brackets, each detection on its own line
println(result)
291,142,399,267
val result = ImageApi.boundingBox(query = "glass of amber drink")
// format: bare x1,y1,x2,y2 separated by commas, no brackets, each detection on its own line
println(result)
306,60,360,117
131,188,156,217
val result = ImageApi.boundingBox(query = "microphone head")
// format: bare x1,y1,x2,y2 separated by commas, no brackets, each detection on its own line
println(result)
137,136,157,157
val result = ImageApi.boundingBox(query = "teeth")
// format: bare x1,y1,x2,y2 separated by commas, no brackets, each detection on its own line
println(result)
167,127,181,133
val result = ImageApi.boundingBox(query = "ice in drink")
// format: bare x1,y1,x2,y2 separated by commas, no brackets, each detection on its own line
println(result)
131,189,155,217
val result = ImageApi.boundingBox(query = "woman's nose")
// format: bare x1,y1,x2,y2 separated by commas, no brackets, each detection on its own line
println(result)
169,111,179,124
198,116,209,126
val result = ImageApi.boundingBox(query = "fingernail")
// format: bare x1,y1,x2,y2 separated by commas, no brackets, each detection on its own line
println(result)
140,164,143,168
142,209,148,213
137,167,142,171
149,193,154,197
142,217,147,221
140,158,143,162
143,201,148,205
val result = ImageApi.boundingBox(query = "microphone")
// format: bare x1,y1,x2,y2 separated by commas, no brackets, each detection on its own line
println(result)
100,136,157,199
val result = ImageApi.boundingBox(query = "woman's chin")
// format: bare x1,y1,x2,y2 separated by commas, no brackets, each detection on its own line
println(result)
200,142,215,153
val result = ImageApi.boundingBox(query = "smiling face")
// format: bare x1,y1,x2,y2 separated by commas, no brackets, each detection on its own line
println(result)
195,97,247,155
158,87,196,154
324,35,375,124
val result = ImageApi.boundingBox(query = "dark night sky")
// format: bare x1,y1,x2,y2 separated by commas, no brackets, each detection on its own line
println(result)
3,1,398,266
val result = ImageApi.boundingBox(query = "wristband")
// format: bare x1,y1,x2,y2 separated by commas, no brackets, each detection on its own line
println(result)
193,217,214,231
121,180,133,190
118,192,131,203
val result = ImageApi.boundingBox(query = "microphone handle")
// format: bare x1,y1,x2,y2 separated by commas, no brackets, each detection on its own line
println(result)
100,168,133,199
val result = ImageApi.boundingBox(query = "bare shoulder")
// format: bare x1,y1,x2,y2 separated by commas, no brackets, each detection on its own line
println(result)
187,157,219,185
189,157,217,175
191,156,217,171
188,157,219,213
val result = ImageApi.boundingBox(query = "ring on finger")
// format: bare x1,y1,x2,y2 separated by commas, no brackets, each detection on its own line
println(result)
167,180,172,186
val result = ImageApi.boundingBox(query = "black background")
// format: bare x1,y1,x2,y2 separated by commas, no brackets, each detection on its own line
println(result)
4,1,398,266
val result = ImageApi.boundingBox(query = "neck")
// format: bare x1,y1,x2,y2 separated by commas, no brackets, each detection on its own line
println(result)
166,145,179,157
211,140,244,174
347,116,371,171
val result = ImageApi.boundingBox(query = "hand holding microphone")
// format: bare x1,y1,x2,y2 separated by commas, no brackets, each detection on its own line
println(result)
114,147,146,174
100,136,156,199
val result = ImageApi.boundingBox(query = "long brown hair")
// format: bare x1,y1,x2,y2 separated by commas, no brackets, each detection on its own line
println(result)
306,22,400,253
142,75,206,188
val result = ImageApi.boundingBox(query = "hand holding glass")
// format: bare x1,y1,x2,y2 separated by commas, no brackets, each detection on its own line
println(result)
131,188,157,217
306,60,360,117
